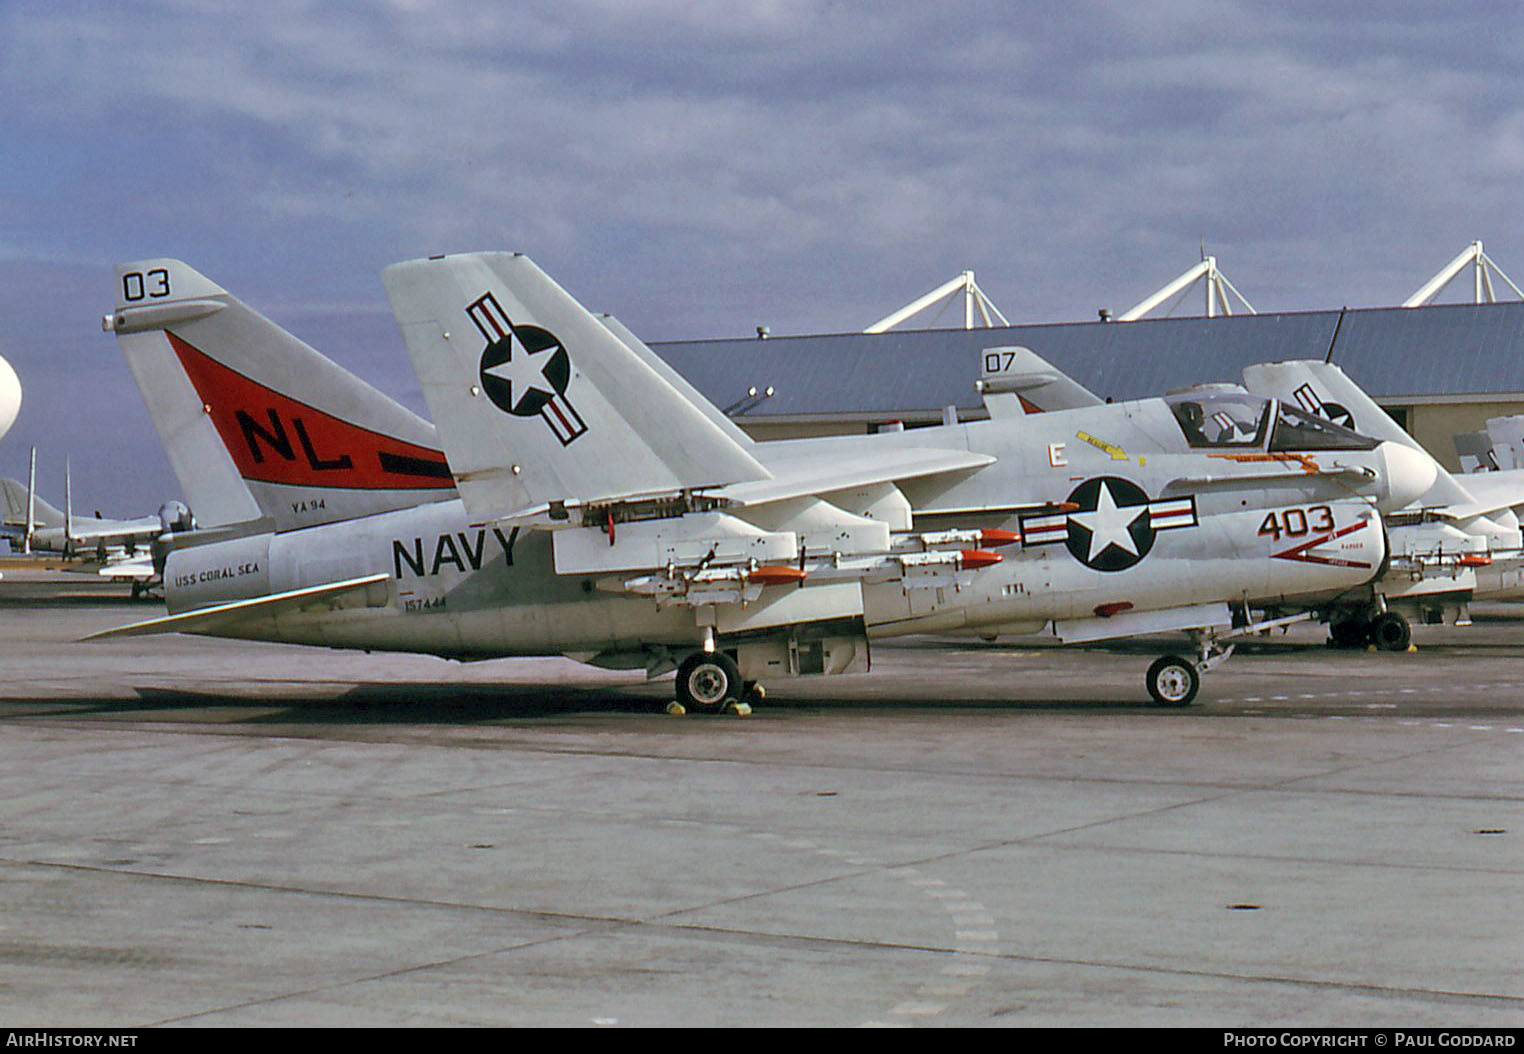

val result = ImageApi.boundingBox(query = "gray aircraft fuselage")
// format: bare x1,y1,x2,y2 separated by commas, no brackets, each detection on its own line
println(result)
160,392,1412,665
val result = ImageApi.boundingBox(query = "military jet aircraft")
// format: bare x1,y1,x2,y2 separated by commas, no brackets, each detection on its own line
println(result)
0,456,192,595
977,348,1522,650
1242,360,1524,648
90,255,1430,708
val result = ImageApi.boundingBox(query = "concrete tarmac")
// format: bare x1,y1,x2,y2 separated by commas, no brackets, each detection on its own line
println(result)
1,571,1520,1027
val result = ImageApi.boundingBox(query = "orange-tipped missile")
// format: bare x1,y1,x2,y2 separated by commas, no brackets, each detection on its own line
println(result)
957,549,1003,571
978,529,1020,548
748,565,809,586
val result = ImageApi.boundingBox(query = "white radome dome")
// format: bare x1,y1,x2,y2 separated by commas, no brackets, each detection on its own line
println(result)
0,355,19,441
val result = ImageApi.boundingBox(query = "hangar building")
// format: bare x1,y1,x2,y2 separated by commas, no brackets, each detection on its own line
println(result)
653,300,1524,473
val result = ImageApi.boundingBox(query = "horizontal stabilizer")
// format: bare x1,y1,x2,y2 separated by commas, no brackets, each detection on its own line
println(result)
82,573,388,641
1439,468,1524,521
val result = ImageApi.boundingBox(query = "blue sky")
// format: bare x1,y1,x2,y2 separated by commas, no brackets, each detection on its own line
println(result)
1,0,1521,512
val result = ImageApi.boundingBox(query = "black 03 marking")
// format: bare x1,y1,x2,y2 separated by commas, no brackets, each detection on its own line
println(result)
122,268,171,302
392,527,518,578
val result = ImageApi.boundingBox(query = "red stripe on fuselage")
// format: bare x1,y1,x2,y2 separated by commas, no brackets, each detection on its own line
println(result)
167,332,456,491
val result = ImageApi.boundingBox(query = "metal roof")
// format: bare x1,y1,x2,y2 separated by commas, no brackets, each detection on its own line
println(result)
652,301,1524,419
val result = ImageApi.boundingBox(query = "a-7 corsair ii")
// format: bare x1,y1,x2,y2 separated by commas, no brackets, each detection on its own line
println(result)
91,255,1432,708
1243,359,1524,647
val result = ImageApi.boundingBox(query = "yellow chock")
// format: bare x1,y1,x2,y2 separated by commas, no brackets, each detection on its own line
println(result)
666,701,687,716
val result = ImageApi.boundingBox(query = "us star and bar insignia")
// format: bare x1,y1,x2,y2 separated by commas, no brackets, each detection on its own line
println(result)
469,291,589,446
1019,476,1198,572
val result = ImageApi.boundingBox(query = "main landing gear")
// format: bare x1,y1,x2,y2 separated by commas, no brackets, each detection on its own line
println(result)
1327,611,1412,652
669,650,762,716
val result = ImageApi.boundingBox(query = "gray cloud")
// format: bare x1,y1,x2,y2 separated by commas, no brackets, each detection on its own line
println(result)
0,0,1520,510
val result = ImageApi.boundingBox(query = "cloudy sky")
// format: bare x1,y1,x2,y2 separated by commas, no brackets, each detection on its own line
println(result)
1,0,1521,512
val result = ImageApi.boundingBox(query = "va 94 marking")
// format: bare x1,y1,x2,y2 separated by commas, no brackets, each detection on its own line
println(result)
392,527,518,578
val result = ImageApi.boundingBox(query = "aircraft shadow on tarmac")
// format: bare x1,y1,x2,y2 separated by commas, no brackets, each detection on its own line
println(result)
128,682,668,722
0,681,1155,725
122,681,1159,721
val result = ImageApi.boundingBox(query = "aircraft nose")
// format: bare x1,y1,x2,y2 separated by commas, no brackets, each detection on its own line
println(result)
1375,441,1436,510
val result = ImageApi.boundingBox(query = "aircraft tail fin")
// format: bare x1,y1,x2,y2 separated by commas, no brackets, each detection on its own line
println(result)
978,346,1103,418
0,478,62,528
1242,360,1474,508
1485,415,1524,471
382,252,769,524
104,260,456,532
596,312,758,449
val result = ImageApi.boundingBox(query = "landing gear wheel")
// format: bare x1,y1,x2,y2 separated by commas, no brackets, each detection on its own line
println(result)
1328,619,1369,649
1146,655,1200,707
675,651,743,713
1369,612,1412,652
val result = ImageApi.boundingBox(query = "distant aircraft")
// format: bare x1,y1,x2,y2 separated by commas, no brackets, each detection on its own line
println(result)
89,256,1429,708
0,458,192,595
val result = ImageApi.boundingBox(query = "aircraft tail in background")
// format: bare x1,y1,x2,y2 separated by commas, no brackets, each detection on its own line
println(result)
1242,360,1477,510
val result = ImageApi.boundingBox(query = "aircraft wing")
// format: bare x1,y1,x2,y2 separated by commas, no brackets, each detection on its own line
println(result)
48,552,157,581
719,448,994,507
82,573,389,641
64,516,163,546
96,556,156,582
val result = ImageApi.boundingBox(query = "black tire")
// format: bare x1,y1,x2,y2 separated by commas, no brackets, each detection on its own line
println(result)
1146,655,1200,707
675,651,743,713
1328,619,1369,649
1369,612,1412,652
